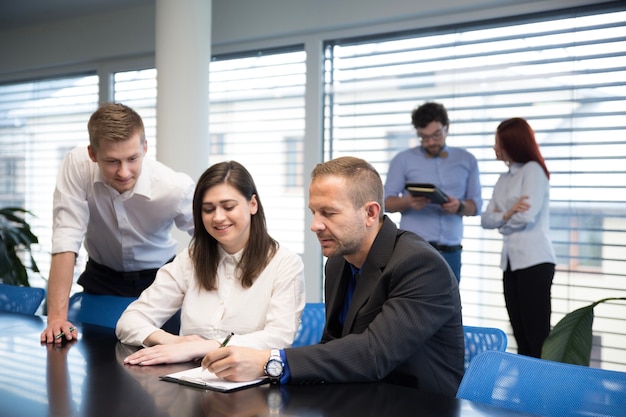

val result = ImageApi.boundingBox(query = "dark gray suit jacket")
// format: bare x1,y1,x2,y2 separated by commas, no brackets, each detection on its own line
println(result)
285,216,464,396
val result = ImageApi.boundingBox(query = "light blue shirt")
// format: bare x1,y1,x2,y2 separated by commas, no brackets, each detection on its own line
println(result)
481,161,556,271
384,145,482,245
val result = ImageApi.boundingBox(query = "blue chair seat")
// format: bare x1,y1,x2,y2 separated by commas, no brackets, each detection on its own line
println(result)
457,350,626,417
0,283,45,314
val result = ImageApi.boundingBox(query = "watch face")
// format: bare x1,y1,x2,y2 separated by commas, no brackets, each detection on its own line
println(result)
266,359,283,377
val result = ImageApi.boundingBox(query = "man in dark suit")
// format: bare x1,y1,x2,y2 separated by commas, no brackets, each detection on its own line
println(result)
202,156,464,397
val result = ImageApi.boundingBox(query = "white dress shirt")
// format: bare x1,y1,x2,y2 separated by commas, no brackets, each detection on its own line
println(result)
51,146,195,271
115,245,306,349
481,161,556,271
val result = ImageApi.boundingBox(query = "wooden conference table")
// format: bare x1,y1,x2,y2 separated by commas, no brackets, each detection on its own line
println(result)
0,312,533,417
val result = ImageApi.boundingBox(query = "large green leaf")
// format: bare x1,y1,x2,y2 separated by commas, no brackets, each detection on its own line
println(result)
0,242,11,275
0,207,39,286
0,207,33,227
541,304,594,365
0,246,31,286
541,297,626,366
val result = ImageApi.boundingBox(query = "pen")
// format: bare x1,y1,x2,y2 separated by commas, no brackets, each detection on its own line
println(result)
200,332,234,372
55,327,76,340
220,332,234,347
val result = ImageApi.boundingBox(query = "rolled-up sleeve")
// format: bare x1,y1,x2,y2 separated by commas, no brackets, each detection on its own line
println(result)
51,148,91,254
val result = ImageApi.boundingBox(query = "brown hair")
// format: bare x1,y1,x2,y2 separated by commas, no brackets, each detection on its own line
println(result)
190,161,277,290
87,103,145,152
496,117,550,179
311,156,384,219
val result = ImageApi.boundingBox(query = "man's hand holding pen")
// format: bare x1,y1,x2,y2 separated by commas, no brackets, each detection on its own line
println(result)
201,345,270,382
41,319,78,344
55,327,77,341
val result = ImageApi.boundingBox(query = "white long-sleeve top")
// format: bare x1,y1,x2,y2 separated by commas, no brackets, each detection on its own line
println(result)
481,161,556,271
115,244,306,348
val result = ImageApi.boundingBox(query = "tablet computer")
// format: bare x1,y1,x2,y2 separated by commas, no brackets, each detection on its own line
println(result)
405,183,449,204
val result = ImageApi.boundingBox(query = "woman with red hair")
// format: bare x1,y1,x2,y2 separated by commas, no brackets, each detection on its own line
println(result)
481,117,556,358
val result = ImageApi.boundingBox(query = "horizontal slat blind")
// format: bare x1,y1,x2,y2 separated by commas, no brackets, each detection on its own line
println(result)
0,74,99,288
323,5,626,370
208,48,307,254
112,54,308,255
0,69,160,290
113,68,158,161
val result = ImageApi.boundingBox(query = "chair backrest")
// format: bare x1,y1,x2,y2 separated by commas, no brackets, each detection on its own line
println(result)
67,292,137,328
463,325,508,370
0,283,45,314
292,302,325,347
457,350,626,417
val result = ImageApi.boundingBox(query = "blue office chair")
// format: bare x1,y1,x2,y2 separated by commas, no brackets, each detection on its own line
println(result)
457,350,626,417
0,283,45,314
463,325,508,370
67,292,137,328
292,302,325,347
67,292,182,333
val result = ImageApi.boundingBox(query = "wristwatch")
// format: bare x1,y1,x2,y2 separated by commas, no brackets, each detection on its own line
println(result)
264,349,284,384
456,200,465,215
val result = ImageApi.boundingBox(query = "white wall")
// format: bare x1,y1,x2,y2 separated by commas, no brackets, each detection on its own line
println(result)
0,0,608,78
0,5,155,78
211,0,600,45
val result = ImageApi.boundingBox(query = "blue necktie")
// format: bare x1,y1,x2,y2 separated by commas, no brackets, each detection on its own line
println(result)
339,266,359,326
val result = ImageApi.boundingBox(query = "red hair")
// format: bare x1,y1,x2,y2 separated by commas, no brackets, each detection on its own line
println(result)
496,117,550,179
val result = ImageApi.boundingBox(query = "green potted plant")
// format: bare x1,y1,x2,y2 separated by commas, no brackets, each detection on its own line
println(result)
0,207,40,286
542,297,626,366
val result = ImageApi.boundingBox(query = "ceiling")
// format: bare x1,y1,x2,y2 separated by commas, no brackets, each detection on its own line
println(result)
0,0,153,31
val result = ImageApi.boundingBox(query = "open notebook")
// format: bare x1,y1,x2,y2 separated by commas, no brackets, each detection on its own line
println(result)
160,366,268,392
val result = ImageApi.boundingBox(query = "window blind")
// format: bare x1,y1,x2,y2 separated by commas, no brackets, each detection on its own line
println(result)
114,68,158,160
0,74,99,288
323,5,626,370
208,47,307,253
0,70,159,290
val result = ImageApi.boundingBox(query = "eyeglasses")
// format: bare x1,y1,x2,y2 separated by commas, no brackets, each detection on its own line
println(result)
418,126,447,143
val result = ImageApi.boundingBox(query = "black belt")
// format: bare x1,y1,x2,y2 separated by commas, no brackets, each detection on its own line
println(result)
86,257,173,281
429,242,463,253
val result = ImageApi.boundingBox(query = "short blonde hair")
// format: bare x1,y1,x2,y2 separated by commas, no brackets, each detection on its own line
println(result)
87,103,145,152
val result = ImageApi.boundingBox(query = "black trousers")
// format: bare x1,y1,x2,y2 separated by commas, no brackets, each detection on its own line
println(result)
503,261,555,358
78,258,173,297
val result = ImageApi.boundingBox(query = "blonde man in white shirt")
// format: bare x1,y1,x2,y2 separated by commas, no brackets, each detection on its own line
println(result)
41,103,195,344
116,161,305,365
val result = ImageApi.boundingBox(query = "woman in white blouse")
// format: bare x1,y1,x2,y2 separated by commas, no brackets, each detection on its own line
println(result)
116,161,306,365
481,118,556,358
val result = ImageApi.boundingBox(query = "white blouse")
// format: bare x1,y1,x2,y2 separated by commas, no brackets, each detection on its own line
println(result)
116,244,306,349
481,161,556,271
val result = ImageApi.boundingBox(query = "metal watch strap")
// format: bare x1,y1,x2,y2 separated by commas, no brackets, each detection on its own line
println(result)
265,349,284,384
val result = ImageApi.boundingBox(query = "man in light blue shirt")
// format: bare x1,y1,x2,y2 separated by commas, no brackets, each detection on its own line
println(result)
384,102,482,281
